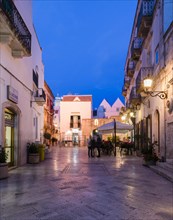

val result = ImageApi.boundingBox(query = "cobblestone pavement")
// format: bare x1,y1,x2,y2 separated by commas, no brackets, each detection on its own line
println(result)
0,146,173,220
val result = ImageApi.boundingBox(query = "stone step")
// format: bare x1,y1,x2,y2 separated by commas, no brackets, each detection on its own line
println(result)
149,165,173,183
157,161,173,172
166,159,173,165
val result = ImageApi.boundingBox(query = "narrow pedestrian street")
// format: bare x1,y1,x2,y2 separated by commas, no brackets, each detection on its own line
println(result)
0,146,173,220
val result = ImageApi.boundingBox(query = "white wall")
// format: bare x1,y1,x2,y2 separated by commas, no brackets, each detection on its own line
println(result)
0,0,44,165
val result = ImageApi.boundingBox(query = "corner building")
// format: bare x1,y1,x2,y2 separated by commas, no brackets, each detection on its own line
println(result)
123,0,173,159
0,0,45,166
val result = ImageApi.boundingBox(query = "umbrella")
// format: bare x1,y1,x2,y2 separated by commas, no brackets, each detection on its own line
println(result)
98,121,133,134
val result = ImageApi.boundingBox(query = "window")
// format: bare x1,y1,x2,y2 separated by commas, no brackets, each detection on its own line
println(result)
94,119,98,126
70,115,81,128
155,50,159,65
116,108,120,112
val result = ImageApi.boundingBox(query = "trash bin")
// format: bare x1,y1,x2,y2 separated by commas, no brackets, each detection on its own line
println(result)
38,144,45,161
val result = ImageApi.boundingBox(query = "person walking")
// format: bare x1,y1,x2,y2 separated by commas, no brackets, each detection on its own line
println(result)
96,135,102,157
88,136,95,157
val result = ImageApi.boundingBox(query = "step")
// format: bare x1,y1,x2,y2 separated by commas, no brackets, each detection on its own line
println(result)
149,165,173,183
166,159,173,165
157,162,173,172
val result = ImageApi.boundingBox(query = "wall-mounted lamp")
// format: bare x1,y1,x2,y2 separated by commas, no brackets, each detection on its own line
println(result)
121,115,126,121
129,112,134,117
143,77,167,99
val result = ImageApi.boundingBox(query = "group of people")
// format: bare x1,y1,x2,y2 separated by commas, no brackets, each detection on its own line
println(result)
87,135,102,157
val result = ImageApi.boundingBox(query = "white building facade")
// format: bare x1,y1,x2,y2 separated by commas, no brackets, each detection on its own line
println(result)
96,98,124,118
60,95,92,145
123,0,173,159
0,0,45,166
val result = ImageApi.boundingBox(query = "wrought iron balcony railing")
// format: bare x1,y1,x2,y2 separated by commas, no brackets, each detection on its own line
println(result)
124,76,131,88
137,0,156,38
0,0,31,56
136,67,153,93
126,101,131,110
122,87,127,97
129,87,141,104
127,61,136,77
131,37,143,60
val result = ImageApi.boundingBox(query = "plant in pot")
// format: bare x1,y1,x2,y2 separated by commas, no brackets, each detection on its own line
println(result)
0,147,8,179
28,142,40,164
142,141,159,166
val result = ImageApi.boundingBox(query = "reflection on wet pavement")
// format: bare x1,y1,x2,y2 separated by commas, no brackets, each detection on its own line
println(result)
0,146,173,220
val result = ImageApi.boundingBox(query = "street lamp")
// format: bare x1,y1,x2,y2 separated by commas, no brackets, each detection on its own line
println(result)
143,77,167,99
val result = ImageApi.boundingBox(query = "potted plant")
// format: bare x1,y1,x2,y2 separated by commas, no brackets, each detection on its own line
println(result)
142,141,159,166
0,147,8,179
28,143,40,164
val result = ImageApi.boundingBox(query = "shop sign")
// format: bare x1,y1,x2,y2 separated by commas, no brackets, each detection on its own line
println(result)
7,85,18,103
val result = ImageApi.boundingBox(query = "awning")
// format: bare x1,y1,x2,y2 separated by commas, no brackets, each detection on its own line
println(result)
98,121,133,134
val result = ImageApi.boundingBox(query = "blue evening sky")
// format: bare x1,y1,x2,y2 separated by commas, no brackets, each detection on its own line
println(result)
33,0,137,108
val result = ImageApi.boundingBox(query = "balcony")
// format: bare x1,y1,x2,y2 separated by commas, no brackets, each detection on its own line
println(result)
129,87,141,104
127,61,136,77
125,101,130,109
34,88,46,106
122,88,127,97
0,0,31,57
137,0,155,38
131,37,143,60
136,67,153,93
124,76,131,88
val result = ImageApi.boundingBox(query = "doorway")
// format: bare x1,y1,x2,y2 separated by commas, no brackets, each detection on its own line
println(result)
4,109,15,166
154,110,160,154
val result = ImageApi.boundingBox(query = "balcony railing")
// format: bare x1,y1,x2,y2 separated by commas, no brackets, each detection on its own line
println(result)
127,61,136,77
122,85,127,97
124,76,131,88
0,0,31,56
34,88,46,105
136,67,153,93
137,0,156,37
131,37,143,60
126,101,131,110
129,87,141,104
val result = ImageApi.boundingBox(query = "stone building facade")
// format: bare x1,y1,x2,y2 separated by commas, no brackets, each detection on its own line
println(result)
44,81,55,145
123,0,173,159
0,0,45,166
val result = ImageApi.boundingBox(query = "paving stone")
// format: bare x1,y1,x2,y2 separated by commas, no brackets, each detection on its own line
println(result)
0,146,172,220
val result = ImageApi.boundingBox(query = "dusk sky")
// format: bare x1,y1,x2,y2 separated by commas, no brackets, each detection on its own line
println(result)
33,1,137,108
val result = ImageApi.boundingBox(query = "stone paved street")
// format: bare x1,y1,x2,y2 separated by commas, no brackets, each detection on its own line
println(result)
0,146,173,220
